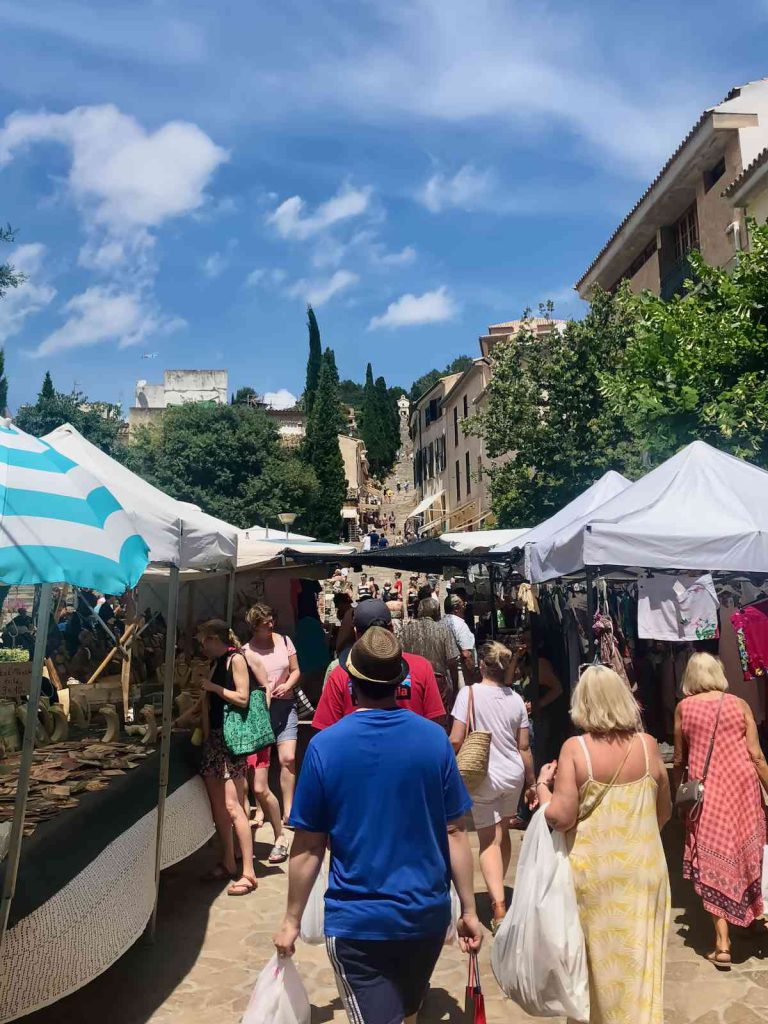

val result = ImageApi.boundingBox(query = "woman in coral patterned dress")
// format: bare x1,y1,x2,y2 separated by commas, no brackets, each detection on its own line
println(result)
675,653,768,968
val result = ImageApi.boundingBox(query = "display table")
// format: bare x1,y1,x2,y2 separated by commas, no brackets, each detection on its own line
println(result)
0,736,214,1022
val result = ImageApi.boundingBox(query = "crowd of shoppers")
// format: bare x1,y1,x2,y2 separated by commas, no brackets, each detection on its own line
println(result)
172,569,768,1024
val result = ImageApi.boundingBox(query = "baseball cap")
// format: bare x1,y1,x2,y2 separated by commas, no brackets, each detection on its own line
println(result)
353,598,392,631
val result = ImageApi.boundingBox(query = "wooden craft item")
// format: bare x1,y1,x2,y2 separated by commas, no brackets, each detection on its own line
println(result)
98,705,120,744
0,662,33,700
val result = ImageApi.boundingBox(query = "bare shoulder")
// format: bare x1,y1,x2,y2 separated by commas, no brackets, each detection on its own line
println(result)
559,736,582,761
640,732,661,755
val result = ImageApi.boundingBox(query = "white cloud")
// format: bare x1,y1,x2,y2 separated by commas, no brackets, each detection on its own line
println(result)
246,267,287,288
0,105,228,268
285,269,359,307
419,165,495,213
371,244,417,267
368,286,458,330
0,243,57,342
201,251,228,278
264,389,298,410
267,183,371,241
30,286,184,358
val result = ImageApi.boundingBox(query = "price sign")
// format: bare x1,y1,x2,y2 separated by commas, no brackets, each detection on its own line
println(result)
0,662,33,699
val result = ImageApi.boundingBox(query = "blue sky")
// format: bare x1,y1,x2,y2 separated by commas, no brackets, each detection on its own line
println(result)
0,0,766,411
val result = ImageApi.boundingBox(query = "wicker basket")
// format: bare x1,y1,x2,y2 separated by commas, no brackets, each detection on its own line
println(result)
456,685,491,793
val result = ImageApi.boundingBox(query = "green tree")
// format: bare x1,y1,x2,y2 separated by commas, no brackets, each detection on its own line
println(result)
0,349,8,415
0,225,24,300
125,402,318,530
360,363,388,478
410,355,473,403
469,300,632,525
602,220,768,467
302,349,347,540
375,374,399,468
304,305,323,416
39,371,55,402
231,386,257,405
15,376,123,454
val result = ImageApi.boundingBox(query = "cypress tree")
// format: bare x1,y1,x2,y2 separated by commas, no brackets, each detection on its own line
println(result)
361,363,386,478
0,348,7,415
39,371,55,402
375,375,398,468
304,349,347,541
304,306,322,416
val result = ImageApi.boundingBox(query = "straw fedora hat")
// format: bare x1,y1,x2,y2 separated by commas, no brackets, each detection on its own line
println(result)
346,626,409,686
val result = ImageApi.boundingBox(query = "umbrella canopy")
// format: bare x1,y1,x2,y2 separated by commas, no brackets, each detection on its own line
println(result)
442,528,529,553
0,421,148,590
44,424,237,570
542,440,768,577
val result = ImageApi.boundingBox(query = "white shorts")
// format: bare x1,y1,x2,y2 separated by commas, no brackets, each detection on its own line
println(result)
471,789,522,830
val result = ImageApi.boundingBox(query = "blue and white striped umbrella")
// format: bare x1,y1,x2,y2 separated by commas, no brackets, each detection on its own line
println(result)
0,420,149,590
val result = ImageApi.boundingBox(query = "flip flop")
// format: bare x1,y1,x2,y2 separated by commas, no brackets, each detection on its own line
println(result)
268,840,290,864
706,949,731,970
227,877,258,897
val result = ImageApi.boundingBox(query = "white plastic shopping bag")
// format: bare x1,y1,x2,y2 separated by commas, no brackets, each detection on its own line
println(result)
299,864,326,945
762,846,768,909
242,954,311,1024
444,883,461,945
491,808,590,1023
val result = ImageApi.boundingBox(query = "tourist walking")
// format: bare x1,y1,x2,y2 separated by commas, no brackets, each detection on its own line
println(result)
537,665,671,1023
450,642,534,932
195,619,260,896
445,593,477,682
242,603,301,825
313,599,445,729
398,597,459,713
674,652,768,967
273,627,482,1024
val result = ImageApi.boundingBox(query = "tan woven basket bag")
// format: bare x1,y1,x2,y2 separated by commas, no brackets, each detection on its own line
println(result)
456,685,491,793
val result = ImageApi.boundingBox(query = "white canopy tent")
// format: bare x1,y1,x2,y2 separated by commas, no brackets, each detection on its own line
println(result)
43,423,239,939
44,424,238,570
441,528,529,553
536,441,768,580
244,524,315,542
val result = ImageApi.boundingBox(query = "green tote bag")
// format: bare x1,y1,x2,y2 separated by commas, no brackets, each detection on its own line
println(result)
222,653,275,756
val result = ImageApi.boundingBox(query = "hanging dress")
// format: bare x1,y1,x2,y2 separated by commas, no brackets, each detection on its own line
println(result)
568,735,670,1024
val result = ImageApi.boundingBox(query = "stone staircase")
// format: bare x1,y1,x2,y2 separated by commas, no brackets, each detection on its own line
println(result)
382,411,418,539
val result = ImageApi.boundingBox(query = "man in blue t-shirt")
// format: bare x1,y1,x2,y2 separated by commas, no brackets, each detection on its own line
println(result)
273,626,482,1024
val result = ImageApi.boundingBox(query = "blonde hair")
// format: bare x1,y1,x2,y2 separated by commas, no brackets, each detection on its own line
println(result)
682,652,728,696
479,641,513,682
571,665,642,735
245,603,274,630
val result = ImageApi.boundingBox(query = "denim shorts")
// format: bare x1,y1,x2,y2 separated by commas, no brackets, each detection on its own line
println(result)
269,699,298,744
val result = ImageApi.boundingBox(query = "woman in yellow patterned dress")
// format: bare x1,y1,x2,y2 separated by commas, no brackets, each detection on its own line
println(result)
534,666,672,1024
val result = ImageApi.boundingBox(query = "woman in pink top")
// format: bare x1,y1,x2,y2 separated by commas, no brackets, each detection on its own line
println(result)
242,603,300,861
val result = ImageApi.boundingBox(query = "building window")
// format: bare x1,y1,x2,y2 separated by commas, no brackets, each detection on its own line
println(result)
455,460,461,503
675,204,700,262
703,156,726,193
453,406,459,447
463,394,469,419
465,451,471,494
626,238,657,279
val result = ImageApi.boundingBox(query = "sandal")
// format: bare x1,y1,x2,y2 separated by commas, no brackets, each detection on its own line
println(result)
706,949,732,970
227,876,258,897
201,863,235,882
268,840,290,864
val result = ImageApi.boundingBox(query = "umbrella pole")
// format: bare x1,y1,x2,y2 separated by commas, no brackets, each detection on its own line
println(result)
148,566,180,941
488,563,497,640
0,582,53,952
225,568,236,628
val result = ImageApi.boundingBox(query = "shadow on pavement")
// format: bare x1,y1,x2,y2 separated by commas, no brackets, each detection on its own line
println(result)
21,842,221,1024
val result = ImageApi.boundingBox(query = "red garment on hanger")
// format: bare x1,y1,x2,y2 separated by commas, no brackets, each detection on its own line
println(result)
731,600,768,679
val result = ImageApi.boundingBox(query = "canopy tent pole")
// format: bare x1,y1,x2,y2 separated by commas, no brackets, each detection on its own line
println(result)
225,568,236,628
488,563,498,640
585,566,596,661
0,583,53,953
149,565,180,941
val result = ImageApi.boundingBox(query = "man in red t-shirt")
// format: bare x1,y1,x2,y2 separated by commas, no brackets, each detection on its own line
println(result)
313,599,446,730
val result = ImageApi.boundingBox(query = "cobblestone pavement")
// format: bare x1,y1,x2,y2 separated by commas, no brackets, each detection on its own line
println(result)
23,814,768,1024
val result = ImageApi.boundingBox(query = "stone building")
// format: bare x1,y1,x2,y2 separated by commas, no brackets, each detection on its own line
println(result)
128,370,228,433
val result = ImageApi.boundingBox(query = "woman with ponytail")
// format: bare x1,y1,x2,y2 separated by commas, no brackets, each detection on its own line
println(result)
196,619,259,896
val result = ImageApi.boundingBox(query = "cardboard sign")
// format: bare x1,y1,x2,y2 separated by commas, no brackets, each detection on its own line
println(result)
0,661,33,699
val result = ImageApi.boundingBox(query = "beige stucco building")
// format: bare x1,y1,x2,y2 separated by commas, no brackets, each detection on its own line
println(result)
724,147,768,231
338,434,369,541
408,373,462,534
128,369,228,433
577,79,768,301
